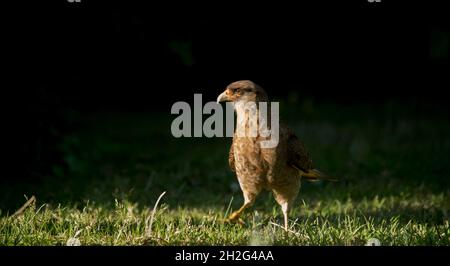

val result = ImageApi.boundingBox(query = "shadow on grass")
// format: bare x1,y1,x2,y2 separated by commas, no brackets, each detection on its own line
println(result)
1,103,449,224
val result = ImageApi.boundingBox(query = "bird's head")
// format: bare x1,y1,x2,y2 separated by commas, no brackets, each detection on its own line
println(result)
217,80,268,104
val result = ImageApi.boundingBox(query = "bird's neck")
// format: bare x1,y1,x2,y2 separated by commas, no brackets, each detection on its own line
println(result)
234,101,272,138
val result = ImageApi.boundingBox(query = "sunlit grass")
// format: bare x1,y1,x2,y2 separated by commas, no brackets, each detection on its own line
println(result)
1,102,449,245
1,194,449,245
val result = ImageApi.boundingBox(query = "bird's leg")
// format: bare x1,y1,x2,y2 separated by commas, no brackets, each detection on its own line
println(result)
226,200,253,223
281,202,290,232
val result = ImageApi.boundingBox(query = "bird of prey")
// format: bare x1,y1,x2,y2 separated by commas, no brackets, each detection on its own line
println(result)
217,80,336,231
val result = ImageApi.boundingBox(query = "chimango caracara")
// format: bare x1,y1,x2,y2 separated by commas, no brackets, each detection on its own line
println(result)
217,80,336,231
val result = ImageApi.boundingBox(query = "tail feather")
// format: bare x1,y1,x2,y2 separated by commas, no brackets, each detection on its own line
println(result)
293,166,338,182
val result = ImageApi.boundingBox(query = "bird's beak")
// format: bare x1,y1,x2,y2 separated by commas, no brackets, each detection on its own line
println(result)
216,91,230,103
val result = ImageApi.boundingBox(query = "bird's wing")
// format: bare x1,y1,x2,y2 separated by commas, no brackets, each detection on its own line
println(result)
285,126,313,172
229,141,236,172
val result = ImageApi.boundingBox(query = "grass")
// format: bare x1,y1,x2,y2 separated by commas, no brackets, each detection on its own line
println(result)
1,100,449,245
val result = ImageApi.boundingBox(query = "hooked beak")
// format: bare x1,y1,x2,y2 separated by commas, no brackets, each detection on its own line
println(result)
216,91,230,103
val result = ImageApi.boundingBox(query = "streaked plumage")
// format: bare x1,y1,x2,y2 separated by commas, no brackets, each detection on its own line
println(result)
217,80,335,231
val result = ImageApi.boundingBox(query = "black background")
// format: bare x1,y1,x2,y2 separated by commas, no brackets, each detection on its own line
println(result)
2,0,449,184
6,1,450,109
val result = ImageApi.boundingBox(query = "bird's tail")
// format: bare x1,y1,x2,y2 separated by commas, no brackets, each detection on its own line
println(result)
299,168,338,182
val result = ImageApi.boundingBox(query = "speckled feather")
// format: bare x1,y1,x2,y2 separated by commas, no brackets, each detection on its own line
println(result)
218,80,329,229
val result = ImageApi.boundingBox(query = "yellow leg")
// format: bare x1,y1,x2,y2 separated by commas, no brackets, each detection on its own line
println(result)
225,202,252,224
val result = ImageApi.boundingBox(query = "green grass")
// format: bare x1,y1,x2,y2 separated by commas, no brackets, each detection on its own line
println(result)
1,101,449,245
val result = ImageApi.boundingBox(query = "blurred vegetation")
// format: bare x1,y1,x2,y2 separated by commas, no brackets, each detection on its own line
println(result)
1,101,449,245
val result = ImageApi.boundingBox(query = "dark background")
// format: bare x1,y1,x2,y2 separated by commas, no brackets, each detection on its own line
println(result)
2,1,449,186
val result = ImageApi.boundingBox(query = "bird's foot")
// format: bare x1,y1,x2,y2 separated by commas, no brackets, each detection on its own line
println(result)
225,212,245,225
225,217,245,225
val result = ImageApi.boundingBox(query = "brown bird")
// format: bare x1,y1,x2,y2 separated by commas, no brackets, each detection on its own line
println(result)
217,80,336,231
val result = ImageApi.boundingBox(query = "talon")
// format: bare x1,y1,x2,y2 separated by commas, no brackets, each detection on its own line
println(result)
224,201,253,225
225,212,240,223
224,211,246,225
